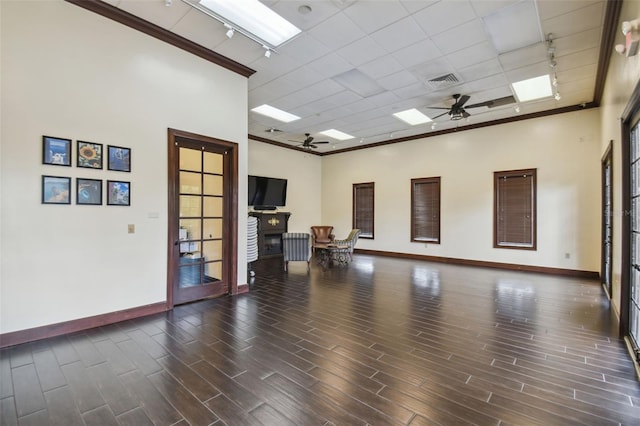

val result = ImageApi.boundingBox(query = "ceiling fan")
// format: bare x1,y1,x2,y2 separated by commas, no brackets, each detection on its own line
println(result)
289,133,330,149
428,94,515,121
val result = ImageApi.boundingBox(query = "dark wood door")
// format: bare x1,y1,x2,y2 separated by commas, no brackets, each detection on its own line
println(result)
168,129,238,306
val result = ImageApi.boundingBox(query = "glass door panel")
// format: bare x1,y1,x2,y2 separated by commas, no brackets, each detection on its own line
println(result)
204,197,222,217
203,218,222,239
180,171,202,194
630,122,640,351
175,146,226,297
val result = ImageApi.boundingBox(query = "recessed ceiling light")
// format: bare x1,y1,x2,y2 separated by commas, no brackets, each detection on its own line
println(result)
197,0,301,47
511,75,552,102
251,104,300,123
393,108,433,125
319,129,354,141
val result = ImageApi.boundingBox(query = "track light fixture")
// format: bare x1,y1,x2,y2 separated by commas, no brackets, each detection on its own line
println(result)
224,24,235,39
554,92,561,101
263,46,271,58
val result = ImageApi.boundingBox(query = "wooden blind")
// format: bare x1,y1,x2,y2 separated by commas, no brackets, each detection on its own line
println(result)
353,182,374,238
411,177,440,243
494,169,536,249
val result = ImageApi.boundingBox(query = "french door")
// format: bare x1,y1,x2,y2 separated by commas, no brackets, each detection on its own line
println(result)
168,129,238,306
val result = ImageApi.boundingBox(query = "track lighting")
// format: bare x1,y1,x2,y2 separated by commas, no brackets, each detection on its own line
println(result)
263,46,271,58
431,123,437,130
554,92,561,101
225,24,235,39
515,105,521,113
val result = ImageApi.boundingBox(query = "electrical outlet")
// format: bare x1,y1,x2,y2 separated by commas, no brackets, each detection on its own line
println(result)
128,224,135,234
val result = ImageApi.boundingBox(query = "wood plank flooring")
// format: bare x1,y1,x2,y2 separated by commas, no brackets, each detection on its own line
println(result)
2,254,640,425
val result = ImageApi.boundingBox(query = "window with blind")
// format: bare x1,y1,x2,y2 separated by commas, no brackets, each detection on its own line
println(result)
411,177,440,243
353,182,374,239
494,169,536,249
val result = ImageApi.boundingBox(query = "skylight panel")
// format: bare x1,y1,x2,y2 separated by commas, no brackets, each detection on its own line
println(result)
319,129,354,141
198,0,301,47
251,105,300,123
511,75,552,102
393,108,432,125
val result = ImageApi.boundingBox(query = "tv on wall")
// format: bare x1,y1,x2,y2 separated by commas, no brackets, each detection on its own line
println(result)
248,175,287,209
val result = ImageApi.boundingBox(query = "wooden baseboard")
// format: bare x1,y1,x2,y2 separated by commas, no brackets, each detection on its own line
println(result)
0,302,168,348
237,283,250,294
354,249,600,280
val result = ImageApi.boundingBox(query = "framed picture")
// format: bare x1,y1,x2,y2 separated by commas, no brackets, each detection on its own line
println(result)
43,136,71,166
42,175,71,204
107,180,130,206
77,141,103,169
107,145,131,172
76,178,102,205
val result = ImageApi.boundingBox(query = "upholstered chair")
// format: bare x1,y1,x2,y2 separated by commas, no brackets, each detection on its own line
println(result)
282,233,312,272
332,229,361,262
310,226,334,249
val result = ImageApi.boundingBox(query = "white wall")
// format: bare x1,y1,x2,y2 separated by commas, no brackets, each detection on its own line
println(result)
598,0,640,315
248,140,323,232
0,1,249,334
322,109,601,271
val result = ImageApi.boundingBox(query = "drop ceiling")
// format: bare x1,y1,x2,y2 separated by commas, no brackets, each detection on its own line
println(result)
100,0,612,153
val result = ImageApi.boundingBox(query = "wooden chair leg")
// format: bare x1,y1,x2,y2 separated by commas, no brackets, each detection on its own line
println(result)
284,261,288,272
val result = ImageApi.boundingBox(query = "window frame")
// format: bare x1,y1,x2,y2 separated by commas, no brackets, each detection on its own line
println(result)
353,182,374,239
493,168,537,250
411,177,441,244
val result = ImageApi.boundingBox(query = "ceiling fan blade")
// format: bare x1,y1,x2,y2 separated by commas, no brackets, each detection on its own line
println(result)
462,110,471,118
454,95,470,108
432,111,449,120
313,141,330,144
467,95,516,109
426,106,451,110
465,100,494,108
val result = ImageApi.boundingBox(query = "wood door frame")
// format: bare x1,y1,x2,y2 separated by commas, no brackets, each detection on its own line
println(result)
601,140,613,298
167,128,238,308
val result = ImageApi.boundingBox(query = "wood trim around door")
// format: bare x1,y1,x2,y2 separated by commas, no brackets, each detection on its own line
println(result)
167,128,239,308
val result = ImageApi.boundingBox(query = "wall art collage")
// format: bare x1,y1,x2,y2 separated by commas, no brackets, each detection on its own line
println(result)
42,135,131,206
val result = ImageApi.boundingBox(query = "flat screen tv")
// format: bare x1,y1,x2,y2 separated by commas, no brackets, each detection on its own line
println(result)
248,175,287,209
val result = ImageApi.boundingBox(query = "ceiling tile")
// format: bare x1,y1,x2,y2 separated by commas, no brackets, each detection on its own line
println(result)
392,39,442,68
336,37,387,67
307,11,367,50
359,56,405,80
370,16,427,53
446,41,498,69
306,53,354,79
542,2,605,39
432,19,488,55
470,0,520,18
343,0,410,33
457,58,503,82
270,0,343,31
279,33,331,65
537,0,603,21
377,70,420,91
413,0,477,37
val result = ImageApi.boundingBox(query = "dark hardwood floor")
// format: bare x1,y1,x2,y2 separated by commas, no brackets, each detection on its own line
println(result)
2,254,640,425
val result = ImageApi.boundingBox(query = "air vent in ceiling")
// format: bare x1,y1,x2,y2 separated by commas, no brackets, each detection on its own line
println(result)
425,73,460,90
